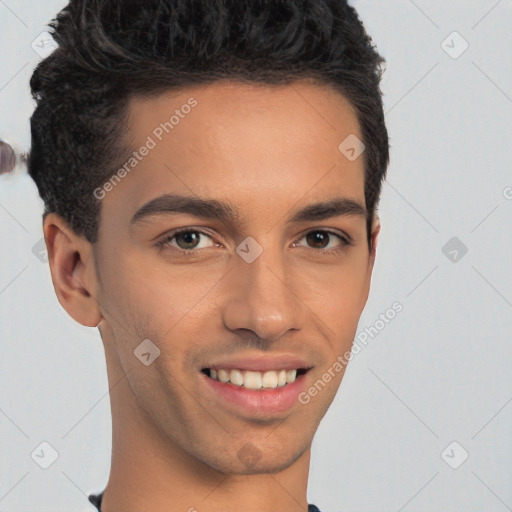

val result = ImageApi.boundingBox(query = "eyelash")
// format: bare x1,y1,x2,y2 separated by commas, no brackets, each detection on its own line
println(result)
155,227,352,257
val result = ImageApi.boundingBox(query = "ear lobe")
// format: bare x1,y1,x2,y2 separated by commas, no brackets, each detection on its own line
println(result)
43,213,102,327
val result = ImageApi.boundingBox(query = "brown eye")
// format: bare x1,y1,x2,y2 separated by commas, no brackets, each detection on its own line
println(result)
297,230,350,251
174,231,202,250
306,231,331,249
155,228,217,253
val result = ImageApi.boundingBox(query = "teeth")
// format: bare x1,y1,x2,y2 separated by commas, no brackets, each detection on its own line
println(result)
262,371,278,388
244,371,262,389
230,369,244,386
286,369,297,384
208,368,301,389
217,369,230,383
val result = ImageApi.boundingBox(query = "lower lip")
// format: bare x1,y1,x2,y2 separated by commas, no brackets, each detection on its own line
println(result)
201,372,308,416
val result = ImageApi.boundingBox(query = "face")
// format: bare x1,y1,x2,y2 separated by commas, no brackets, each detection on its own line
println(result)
87,80,378,475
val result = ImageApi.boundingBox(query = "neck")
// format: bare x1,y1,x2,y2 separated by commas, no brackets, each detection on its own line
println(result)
99,349,311,512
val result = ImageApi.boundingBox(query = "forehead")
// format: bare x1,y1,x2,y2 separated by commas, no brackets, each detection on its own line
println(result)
127,79,361,149
101,80,365,230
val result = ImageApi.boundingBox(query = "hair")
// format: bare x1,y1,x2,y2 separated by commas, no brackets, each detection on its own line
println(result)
28,0,389,247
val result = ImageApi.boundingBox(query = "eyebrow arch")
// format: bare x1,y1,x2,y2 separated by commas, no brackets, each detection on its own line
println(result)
130,194,240,226
288,197,366,222
130,193,367,227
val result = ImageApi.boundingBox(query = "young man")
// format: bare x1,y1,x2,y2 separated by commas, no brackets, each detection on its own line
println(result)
28,0,389,510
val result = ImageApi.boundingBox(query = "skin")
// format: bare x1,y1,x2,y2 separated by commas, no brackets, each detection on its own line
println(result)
43,80,380,512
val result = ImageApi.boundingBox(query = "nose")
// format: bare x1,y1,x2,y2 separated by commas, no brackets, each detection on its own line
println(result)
222,240,306,343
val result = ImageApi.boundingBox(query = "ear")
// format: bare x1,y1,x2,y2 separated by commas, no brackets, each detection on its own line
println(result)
369,214,381,271
359,214,381,310
43,213,103,327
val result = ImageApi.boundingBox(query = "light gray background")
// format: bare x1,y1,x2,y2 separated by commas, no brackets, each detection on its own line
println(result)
1,1,511,511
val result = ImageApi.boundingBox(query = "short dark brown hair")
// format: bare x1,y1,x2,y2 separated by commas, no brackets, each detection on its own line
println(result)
28,0,389,246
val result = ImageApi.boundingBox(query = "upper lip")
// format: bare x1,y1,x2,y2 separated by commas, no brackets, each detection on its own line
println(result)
204,354,312,372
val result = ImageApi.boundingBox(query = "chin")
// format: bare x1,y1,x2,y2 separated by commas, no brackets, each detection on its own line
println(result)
198,438,309,476
232,456,303,476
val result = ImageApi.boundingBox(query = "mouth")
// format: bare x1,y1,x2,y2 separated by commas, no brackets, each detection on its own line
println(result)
200,364,312,416
201,367,310,389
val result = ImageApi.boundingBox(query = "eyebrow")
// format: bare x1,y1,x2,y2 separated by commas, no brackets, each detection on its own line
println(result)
130,193,367,227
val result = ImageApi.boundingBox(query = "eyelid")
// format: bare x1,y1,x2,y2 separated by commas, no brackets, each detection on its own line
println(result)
293,228,351,248
155,225,353,253
155,226,220,250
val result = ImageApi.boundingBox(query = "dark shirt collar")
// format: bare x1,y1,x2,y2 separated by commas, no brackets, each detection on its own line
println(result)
88,491,322,511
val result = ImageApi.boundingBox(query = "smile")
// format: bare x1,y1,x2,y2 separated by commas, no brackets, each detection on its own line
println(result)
202,368,309,389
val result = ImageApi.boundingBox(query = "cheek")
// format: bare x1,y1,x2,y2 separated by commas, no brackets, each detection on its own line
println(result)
307,251,370,293
102,242,370,340
103,249,190,322
302,256,370,336
106,259,214,361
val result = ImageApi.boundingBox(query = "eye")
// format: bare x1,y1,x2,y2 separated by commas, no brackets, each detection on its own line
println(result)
292,229,351,253
155,228,218,253
155,227,351,257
